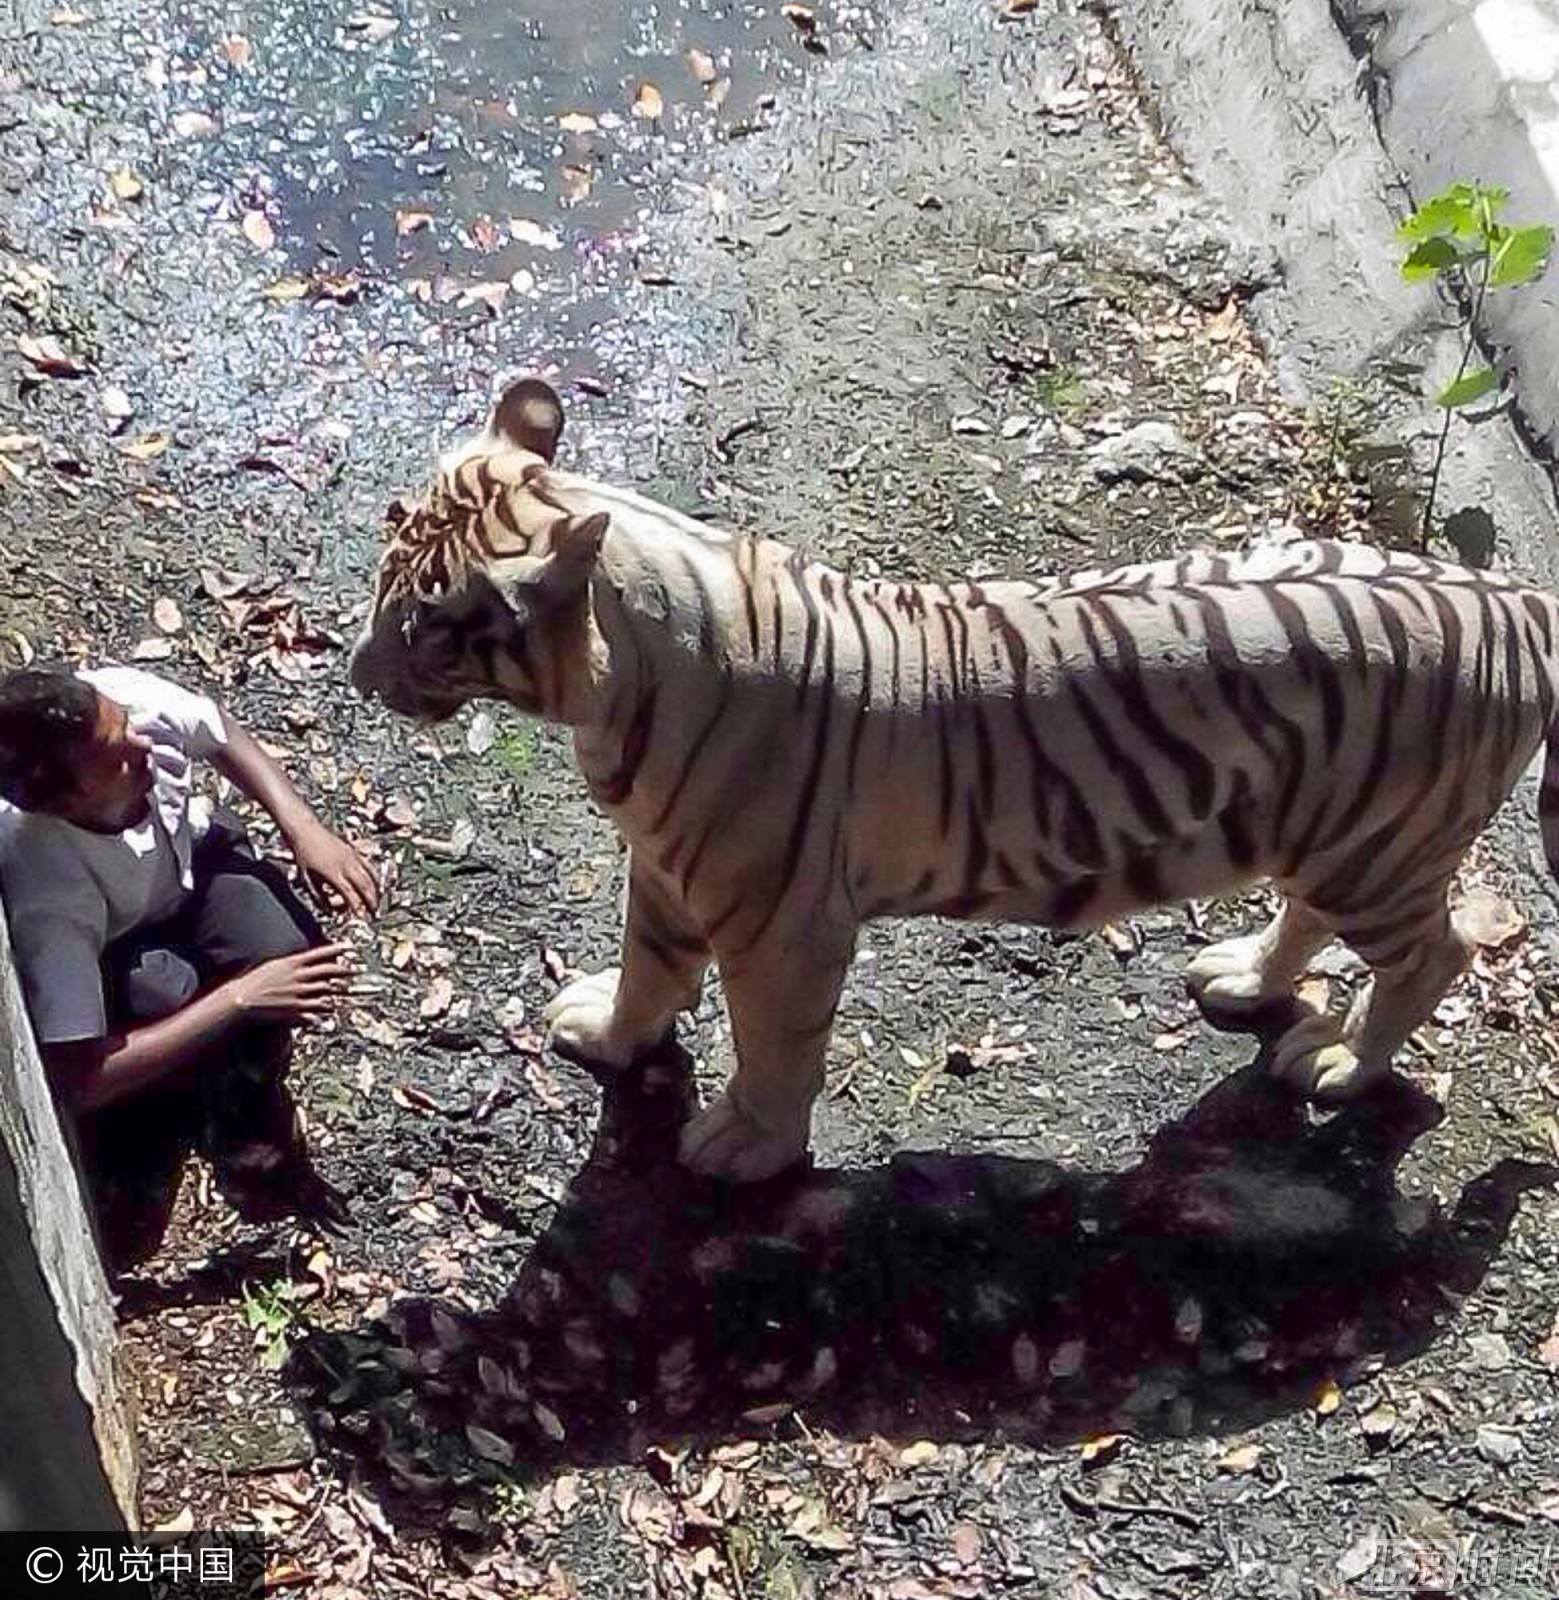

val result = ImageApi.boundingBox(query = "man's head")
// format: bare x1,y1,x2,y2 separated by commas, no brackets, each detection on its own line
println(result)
0,669,154,829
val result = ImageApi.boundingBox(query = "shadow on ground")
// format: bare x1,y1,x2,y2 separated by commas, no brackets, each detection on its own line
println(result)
284,1042,1556,1541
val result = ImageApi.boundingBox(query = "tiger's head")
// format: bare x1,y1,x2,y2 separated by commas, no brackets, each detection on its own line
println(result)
350,378,609,725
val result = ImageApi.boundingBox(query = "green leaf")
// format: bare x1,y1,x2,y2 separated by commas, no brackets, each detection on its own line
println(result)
1398,182,1508,244
1437,367,1499,408
1400,237,1463,282
1489,223,1553,287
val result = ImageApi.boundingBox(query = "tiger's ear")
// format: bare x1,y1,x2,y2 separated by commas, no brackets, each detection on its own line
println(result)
490,378,565,461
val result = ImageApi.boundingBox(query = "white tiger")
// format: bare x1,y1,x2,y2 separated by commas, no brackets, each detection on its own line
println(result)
350,378,1559,1180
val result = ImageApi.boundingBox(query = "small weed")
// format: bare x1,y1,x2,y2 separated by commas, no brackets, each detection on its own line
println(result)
240,1278,303,1372
1305,377,1380,475
1030,362,1087,418
1396,180,1553,542
491,726,537,782
491,1480,530,1528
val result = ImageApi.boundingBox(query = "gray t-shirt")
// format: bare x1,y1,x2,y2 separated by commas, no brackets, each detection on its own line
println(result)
0,666,228,1043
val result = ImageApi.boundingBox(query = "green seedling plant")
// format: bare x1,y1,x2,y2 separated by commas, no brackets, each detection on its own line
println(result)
1397,181,1553,543
240,1278,304,1372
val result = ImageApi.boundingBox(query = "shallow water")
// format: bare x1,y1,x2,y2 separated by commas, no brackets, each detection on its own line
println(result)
228,0,875,282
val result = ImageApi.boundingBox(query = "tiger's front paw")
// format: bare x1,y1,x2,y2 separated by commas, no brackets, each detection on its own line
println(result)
1270,1013,1386,1101
544,968,667,1068
678,1088,810,1183
1186,934,1293,1015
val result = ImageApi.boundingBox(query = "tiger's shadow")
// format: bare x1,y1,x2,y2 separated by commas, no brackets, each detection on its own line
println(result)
286,1041,1555,1540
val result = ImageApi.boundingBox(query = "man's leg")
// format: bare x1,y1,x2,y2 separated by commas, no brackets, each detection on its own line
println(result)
85,930,206,1268
183,813,339,1219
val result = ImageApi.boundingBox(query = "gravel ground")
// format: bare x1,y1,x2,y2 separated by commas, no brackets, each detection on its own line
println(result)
2,0,1558,1595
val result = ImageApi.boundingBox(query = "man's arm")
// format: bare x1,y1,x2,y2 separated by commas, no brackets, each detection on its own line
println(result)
45,943,352,1112
211,714,380,917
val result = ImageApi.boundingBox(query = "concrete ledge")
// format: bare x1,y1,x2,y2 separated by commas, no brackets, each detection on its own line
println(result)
0,909,135,1529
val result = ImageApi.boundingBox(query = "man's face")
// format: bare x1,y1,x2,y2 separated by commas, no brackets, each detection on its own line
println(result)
57,693,156,832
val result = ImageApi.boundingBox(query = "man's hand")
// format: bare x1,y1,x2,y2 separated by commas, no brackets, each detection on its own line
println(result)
212,717,381,918
287,823,381,918
229,944,354,1022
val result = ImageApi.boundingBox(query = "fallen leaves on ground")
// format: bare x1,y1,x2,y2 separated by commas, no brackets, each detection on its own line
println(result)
242,210,277,251
17,333,87,377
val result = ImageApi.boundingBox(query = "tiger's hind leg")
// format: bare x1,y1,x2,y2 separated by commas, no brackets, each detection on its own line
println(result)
1187,898,1332,1016
546,862,710,1068
1271,887,1470,1101
678,937,854,1183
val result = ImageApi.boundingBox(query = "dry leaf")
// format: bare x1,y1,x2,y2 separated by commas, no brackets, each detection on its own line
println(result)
1215,1442,1260,1474
949,1521,981,1565
153,597,183,635
558,111,599,135
1337,1530,1380,1582
466,711,496,756
1079,1433,1124,1467
1360,1402,1397,1443
471,215,500,252
554,1472,581,1514
262,277,309,302
632,82,665,121
395,209,434,237
1003,0,1039,14
132,637,175,661
686,48,717,85
781,3,818,34
154,1506,195,1534
898,1440,939,1468
1458,886,1526,950
391,1084,441,1116
122,432,171,460
560,164,594,204
458,280,510,313
509,217,561,250
1539,1312,1559,1370
200,566,253,599
109,167,144,202
346,12,399,41
420,977,454,1020
242,210,276,251
17,333,86,378
99,386,133,427
465,1424,515,1466
170,110,216,139
221,32,253,66
1313,1378,1343,1417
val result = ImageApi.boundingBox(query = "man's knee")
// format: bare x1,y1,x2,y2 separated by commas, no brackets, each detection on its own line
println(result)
199,871,315,969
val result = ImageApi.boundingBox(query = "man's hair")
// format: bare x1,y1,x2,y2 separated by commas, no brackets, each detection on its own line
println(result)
0,667,99,811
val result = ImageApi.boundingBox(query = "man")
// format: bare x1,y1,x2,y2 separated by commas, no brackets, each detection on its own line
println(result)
0,662,379,1261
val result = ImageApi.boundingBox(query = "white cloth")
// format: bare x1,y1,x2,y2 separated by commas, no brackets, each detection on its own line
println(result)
0,666,228,1043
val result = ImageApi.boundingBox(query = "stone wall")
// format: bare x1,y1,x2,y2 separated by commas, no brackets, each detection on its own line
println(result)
0,910,135,1529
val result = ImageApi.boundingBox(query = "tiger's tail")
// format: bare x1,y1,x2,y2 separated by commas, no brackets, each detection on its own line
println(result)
1542,716,1559,882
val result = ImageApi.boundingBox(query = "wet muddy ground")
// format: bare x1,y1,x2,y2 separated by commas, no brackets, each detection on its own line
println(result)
3,0,1559,1595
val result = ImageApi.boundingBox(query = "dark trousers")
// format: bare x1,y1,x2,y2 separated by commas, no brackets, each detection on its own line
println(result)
80,810,328,1267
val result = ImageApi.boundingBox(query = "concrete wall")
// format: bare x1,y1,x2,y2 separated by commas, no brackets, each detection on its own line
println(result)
1339,0,1559,459
0,911,135,1529
1109,0,1559,581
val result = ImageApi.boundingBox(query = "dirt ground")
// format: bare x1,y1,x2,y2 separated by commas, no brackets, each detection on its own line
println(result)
3,0,1559,1595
